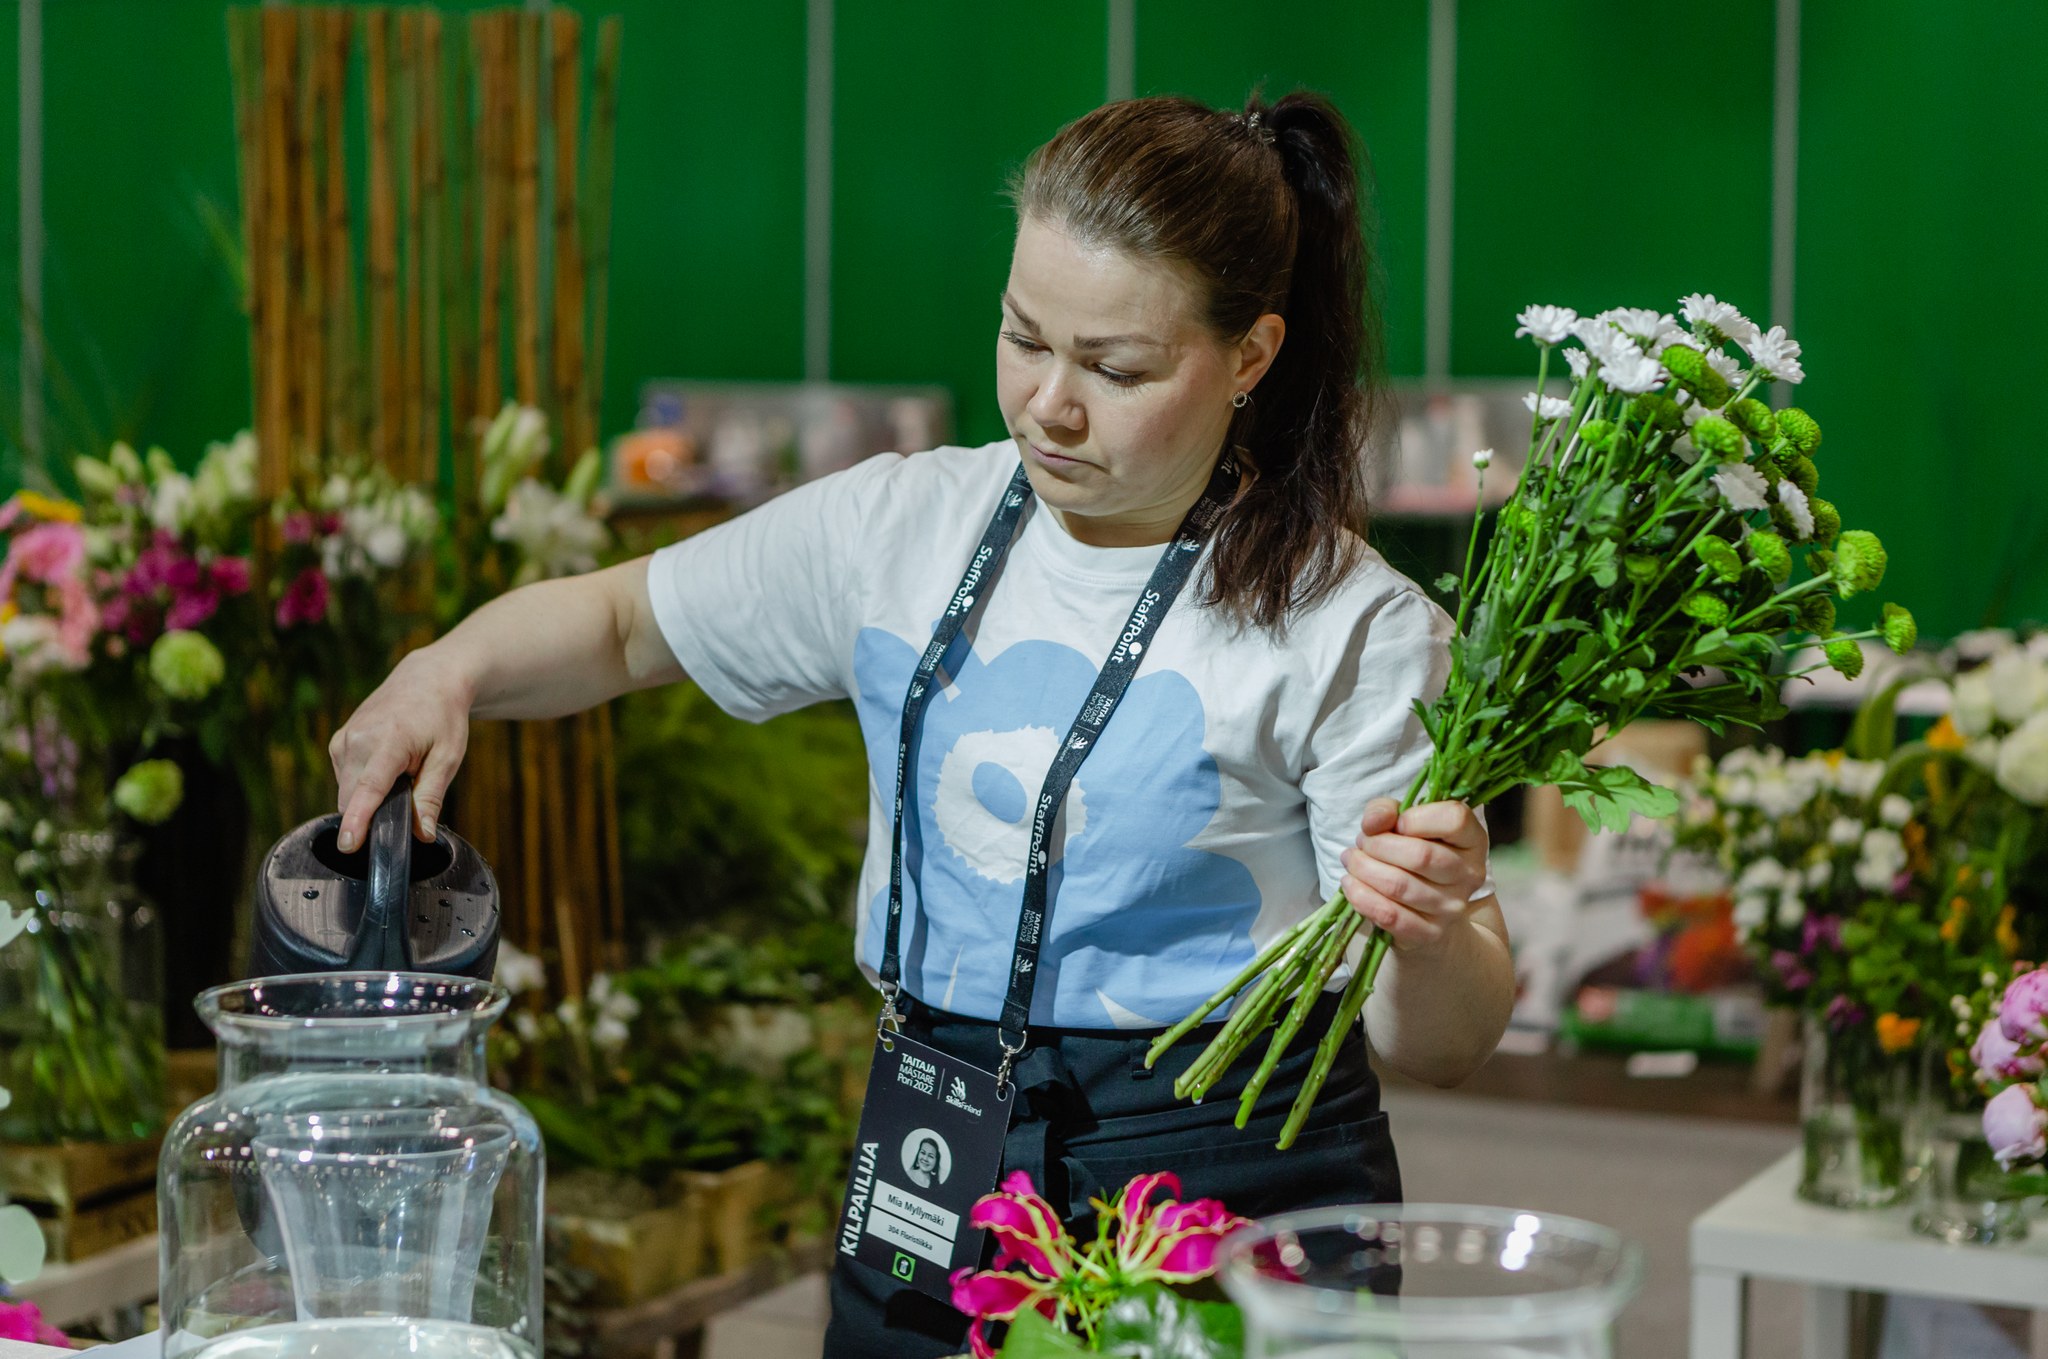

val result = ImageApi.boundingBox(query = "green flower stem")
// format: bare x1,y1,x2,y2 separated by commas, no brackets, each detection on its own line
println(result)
1277,925,1389,1149
1145,910,1321,1067
1234,909,1362,1128
1177,918,1329,1100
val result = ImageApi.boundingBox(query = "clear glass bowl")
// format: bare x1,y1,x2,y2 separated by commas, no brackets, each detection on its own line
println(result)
159,973,543,1359
1219,1204,1643,1359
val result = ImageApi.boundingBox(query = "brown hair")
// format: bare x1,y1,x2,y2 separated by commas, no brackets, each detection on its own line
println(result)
1011,91,1384,632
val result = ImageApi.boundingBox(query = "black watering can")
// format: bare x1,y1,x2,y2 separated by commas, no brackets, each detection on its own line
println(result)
250,774,501,980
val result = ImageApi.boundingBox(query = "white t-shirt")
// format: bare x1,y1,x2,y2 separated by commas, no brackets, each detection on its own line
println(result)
648,439,1464,1030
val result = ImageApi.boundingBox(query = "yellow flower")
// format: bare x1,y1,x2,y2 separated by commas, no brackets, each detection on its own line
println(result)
1997,905,2020,957
1875,1014,1922,1054
10,490,82,522
1940,896,1968,943
1957,864,1976,886
1927,715,1966,753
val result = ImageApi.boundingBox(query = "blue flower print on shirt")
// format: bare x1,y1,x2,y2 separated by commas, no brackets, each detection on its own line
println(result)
854,625,1261,1029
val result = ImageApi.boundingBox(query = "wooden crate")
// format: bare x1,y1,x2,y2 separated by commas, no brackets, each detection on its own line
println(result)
28,1184,158,1263
552,1185,710,1307
2,1134,164,1264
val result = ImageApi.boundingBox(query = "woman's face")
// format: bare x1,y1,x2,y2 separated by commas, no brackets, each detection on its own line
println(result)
997,214,1282,547
915,1141,939,1174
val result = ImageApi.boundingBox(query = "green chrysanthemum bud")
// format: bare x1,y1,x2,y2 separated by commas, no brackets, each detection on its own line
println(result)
1752,453,1785,482
1498,501,1536,538
114,759,185,825
1624,553,1661,585
1832,530,1887,597
1681,592,1732,627
1797,593,1837,635
1692,536,1743,583
149,630,226,702
1691,416,1745,460
1727,397,1778,443
1635,393,1684,433
1824,636,1865,679
1809,497,1841,546
1783,454,1819,498
1882,602,1918,655
1745,530,1792,583
1577,418,1617,451
1776,406,1821,455
1807,548,1836,580
1660,345,1734,408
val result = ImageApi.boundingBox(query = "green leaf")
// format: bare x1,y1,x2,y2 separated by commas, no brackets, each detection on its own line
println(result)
1846,675,1913,762
1539,754,1680,834
1097,1284,1246,1359
1595,668,1647,703
1583,539,1619,589
1433,572,1462,597
1558,635,1603,685
999,1309,1089,1357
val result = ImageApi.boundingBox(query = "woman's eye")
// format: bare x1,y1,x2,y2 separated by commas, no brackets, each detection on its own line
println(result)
1096,366,1143,387
1002,331,1043,353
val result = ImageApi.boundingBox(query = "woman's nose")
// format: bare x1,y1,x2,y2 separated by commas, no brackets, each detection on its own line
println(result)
1026,370,1085,434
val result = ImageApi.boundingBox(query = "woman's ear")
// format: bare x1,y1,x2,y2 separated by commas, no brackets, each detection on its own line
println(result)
1235,313,1286,393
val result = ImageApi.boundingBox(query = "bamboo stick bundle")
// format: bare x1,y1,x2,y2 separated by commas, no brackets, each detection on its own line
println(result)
471,11,507,417
583,17,622,447
513,10,543,410
295,18,325,473
442,18,478,462
596,703,625,971
419,12,446,488
548,8,587,461
227,10,268,483
518,719,546,969
322,11,359,460
259,8,298,499
397,12,425,486
367,10,403,475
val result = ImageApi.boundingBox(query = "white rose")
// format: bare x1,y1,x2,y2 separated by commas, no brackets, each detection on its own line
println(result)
1952,672,1997,738
1993,711,2048,806
1986,650,2048,726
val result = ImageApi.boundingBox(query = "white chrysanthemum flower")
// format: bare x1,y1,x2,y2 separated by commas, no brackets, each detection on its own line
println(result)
1523,392,1572,421
512,1010,540,1043
1598,307,1679,349
1836,759,1885,800
1671,433,1701,465
1472,447,1494,469
1994,710,2048,805
1515,305,1579,344
1563,346,1593,380
1965,736,2002,771
150,471,196,533
1740,825,1774,854
1724,773,1758,807
1600,350,1666,394
1571,316,1638,365
1705,348,1744,386
1879,794,1913,828
1777,886,1807,925
1744,324,1805,383
1733,894,1769,934
1680,397,1710,427
1854,828,1908,892
1680,294,1760,348
494,941,547,995
1951,628,2021,663
2029,633,2048,663
1804,859,1832,889
1711,463,1771,512
1827,816,1863,847
1736,857,1788,893
1985,648,2048,726
1775,479,1815,539
1952,671,1998,738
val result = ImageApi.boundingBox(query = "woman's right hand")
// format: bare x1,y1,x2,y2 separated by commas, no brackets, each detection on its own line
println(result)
329,646,475,852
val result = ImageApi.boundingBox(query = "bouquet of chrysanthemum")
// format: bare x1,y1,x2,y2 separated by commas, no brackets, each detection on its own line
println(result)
1151,295,1918,1148
948,1171,1246,1357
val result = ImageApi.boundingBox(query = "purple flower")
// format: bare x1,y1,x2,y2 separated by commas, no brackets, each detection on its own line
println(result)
1972,1017,2045,1083
211,555,252,595
1771,950,1814,992
165,586,220,631
1983,1083,2047,1170
1824,994,1866,1033
275,567,330,628
1801,915,1845,956
1999,970,2048,1045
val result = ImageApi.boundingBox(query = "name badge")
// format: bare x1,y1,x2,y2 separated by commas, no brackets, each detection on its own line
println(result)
835,1030,1014,1300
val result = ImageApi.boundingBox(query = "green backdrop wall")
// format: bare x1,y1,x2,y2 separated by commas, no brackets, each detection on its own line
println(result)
4,1,2043,637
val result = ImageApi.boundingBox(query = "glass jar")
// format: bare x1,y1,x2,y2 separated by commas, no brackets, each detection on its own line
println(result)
1909,1044,2031,1245
1219,1204,1642,1359
0,830,165,1143
159,973,544,1359
1798,1014,1914,1208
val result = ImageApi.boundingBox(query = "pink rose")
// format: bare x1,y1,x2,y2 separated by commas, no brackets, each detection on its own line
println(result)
1999,969,2048,1046
1983,1083,2048,1170
1974,1016,2047,1083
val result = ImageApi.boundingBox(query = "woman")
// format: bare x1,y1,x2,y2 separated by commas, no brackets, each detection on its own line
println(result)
330,91,1514,1355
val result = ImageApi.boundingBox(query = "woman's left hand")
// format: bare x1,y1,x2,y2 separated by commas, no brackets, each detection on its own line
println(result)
1339,798,1489,952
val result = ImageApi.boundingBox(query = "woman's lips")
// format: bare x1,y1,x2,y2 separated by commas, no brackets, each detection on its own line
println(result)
1028,440,1087,468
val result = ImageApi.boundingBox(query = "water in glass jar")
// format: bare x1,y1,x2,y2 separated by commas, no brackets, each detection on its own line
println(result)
194,1319,537,1359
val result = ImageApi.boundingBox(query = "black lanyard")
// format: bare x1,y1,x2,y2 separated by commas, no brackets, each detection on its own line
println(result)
878,454,1238,1089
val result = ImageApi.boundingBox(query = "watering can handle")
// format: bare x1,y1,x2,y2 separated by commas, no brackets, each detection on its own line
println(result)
346,774,416,971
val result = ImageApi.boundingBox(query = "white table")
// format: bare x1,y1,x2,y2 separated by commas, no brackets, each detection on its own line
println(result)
1690,1150,2048,1358
10,1232,157,1328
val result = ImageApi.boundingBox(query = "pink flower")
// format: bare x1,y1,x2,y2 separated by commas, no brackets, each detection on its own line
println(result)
0,1298,69,1346
1983,1083,2048,1170
1974,1016,2047,1083
165,586,220,631
211,556,252,595
275,567,330,628
0,520,87,602
1108,1173,1247,1284
281,510,320,544
51,578,101,667
949,1265,1059,1359
1999,969,2048,1045
968,1171,1074,1280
